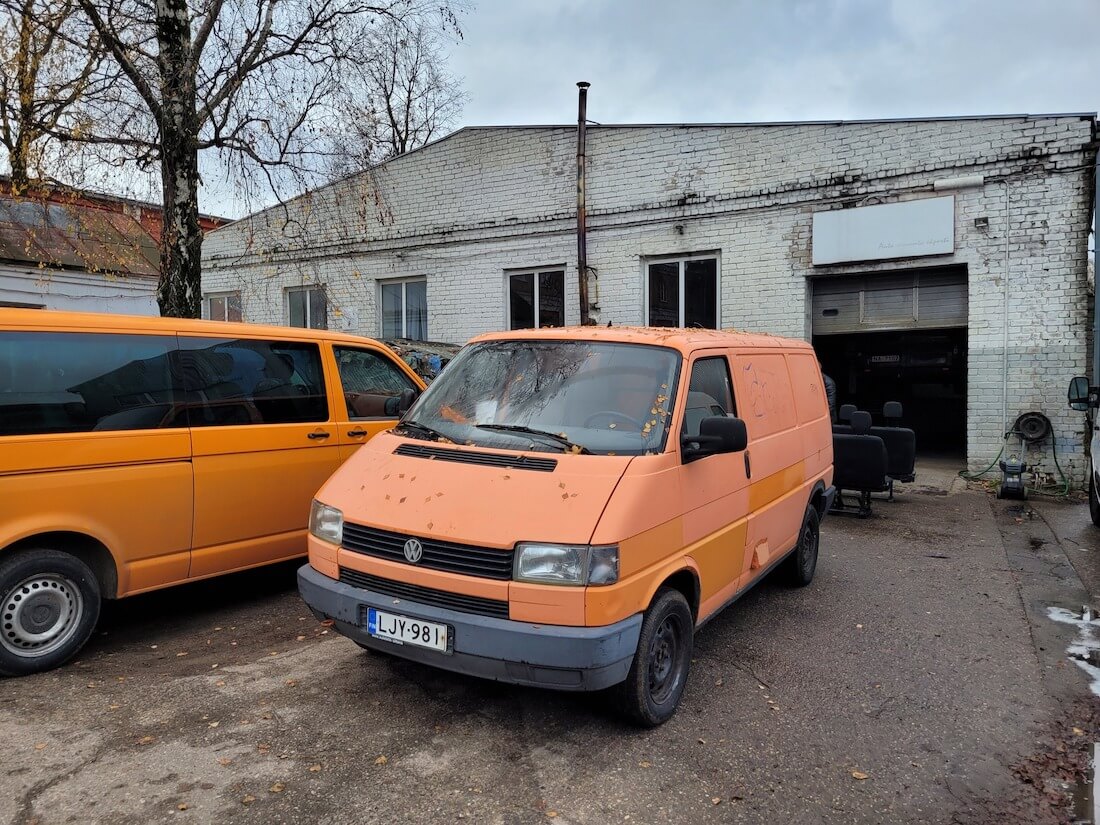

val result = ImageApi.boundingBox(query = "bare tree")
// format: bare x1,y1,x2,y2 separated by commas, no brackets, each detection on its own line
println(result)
0,0,108,190
330,16,464,173
31,0,464,318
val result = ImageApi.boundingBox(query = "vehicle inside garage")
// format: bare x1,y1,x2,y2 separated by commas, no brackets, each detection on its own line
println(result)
812,266,968,457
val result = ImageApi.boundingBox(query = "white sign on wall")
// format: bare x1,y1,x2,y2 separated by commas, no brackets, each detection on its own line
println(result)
812,195,955,266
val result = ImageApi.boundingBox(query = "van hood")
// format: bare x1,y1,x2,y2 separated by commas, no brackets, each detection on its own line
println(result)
319,433,633,548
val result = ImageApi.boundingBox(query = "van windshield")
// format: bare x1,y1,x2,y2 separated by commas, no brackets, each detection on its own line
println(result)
399,340,681,456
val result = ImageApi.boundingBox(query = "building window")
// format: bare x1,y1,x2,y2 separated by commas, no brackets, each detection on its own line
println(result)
645,255,719,328
287,286,327,329
203,292,242,322
508,269,565,330
380,278,427,339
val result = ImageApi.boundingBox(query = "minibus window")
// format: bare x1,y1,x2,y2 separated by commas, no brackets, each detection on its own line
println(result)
0,331,181,435
177,337,328,426
400,341,681,456
334,346,418,419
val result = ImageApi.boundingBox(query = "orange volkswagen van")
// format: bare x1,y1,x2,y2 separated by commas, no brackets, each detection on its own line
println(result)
0,309,425,676
298,327,834,724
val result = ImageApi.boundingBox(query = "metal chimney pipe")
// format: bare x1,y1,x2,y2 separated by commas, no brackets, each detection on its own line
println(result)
576,81,591,326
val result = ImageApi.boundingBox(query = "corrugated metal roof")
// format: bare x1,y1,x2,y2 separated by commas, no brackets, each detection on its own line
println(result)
0,195,159,276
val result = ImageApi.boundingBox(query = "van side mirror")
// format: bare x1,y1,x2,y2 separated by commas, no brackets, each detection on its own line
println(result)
682,416,748,463
396,387,420,415
1068,376,1094,411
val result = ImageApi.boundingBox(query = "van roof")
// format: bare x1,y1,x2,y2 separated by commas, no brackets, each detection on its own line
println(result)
469,325,814,353
0,307,387,348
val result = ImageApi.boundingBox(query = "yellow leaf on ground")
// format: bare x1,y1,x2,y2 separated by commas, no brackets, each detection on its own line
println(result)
308,764,322,773
851,770,869,781
242,795,256,805
269,782,285,793
374,755,388,765
137,736,156,746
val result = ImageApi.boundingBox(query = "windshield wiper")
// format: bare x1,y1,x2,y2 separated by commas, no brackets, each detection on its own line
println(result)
396,419,448,441
474,423,592,454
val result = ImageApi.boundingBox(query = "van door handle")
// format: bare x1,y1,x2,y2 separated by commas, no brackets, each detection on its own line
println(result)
307,431,331,440
744,451,752,479
347,429,367,438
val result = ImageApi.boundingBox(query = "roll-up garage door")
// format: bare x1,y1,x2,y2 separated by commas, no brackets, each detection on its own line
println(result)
811,267,967,335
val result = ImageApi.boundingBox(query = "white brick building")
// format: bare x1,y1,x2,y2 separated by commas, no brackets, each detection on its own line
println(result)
201,115,1097,477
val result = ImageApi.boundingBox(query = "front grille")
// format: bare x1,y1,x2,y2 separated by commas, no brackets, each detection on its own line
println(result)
338,568,509,619
393,442,558,472
342,521,514,580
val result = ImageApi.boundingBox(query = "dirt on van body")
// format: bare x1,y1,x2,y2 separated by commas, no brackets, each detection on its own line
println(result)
2,486,1097,825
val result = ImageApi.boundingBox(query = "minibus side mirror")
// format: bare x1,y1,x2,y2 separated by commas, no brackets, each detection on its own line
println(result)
1068,376,1095,411
396,387,420,415
682,416,748,463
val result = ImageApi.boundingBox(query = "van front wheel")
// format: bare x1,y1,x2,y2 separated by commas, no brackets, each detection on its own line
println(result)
616,588,694,727
0,550,101,677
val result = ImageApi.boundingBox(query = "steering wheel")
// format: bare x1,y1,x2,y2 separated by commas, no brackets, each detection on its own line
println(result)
584,410,647,431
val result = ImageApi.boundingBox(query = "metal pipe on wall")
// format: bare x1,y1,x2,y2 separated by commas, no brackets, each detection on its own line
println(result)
576,81,591,326
1003,179,1011,435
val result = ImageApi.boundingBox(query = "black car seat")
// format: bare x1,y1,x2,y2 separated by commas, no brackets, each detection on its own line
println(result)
831,411,889,517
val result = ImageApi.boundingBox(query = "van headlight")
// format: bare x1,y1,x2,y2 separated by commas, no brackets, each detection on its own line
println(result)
513,543,619,586
309,500,343,545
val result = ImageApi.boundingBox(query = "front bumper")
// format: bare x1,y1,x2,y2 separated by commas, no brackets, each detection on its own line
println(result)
297,564,642,692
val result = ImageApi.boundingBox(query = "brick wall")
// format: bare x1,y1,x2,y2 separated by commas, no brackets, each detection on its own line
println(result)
202,115,1096,480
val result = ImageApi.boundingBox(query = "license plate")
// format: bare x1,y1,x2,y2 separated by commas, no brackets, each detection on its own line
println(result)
870,355,900,363
366,608,449,654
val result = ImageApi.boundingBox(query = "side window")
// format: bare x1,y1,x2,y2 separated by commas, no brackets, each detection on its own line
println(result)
0,331,182,435
334,346,417,419
682,356,735,437
178,337,328,426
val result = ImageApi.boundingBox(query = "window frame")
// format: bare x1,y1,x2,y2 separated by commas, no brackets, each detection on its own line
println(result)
286,285,327,330
202,291,242,322
505,266,567,330
378,277,428,339
642,252,721,328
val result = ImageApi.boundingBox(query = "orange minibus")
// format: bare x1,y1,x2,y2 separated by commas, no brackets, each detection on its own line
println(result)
0,309,425,676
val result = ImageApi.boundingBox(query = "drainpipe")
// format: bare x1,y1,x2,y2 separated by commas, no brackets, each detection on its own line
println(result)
576,81,591,326
1003,180,1011,436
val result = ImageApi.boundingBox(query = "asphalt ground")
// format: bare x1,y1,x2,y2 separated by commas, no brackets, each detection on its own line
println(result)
2,484,1097,825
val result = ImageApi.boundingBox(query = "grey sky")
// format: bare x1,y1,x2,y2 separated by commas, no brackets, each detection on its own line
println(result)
449,0,1099,126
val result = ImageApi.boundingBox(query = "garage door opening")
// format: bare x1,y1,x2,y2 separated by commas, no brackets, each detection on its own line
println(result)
811,267,968,458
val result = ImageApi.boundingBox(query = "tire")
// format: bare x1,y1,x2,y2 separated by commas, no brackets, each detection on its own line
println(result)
616,587,694,727
1090,469,1100,528
781,505,820,588
0,549,101,677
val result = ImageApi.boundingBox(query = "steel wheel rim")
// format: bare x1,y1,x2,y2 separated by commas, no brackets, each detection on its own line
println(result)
647,614,684,705
1,574,83,658
801,520,819,577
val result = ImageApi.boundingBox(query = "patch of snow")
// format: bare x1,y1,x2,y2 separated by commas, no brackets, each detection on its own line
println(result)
1046,605,1100,697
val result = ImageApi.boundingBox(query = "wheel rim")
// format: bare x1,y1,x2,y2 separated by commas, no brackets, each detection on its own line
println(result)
801,519,819,577
647,613,685,705
1,574,84,658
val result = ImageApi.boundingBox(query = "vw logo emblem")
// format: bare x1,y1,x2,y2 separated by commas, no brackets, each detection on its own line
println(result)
403,538,423,564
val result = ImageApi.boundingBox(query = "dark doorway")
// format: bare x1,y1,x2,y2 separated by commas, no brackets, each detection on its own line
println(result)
814,327,967,455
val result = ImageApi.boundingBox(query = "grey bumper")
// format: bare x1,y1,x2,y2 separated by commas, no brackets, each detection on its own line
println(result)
297,564,641,692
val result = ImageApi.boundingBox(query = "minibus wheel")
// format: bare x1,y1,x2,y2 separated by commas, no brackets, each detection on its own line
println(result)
617,587,694,727
782,505,820,587
0,550,101,677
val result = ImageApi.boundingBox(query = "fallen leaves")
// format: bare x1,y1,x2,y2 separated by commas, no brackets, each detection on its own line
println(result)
308,764,322,773
269,782,285,793
33,742,47,751
177,802,189,811
136,735,156,746
373,755,388,766
851,770,869,781
242,794,256,805
217,757,233,767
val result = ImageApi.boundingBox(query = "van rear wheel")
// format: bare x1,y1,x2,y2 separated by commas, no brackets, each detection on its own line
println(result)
0,550,101,677
616,587,693,727
781,505,820,587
